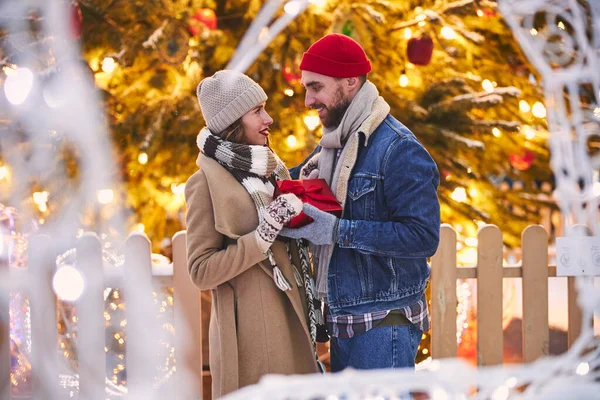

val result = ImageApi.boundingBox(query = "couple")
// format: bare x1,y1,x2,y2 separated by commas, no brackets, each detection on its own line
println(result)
185,34,441,398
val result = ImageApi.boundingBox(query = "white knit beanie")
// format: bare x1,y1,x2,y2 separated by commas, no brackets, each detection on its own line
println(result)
196,70,268,134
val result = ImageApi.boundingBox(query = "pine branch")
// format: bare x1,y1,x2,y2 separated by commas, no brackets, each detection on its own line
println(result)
441,129,485,149
472,120,521,132
429,92,503,116
389,5,484,43
142,20,168,49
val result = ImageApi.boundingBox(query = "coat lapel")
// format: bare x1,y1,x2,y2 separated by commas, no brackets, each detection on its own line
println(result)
198,155,259,238
199,155,312,340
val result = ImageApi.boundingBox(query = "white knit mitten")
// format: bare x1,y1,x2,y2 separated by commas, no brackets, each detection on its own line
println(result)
255,193,303,254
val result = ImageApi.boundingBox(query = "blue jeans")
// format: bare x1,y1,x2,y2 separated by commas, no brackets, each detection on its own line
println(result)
330,324,423,372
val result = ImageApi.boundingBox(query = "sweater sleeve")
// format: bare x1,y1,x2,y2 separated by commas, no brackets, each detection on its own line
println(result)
184,171,267,290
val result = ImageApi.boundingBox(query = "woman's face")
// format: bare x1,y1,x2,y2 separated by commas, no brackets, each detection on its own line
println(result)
240,102,273,146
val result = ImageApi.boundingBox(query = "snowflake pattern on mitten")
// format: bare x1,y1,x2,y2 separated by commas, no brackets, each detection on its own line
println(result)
255,193,302,253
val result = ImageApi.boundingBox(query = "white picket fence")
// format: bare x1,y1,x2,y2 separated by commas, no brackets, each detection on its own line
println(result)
2,225,597,399
0,231,202,399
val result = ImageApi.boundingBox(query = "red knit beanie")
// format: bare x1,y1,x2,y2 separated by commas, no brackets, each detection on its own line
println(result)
299,34,372,78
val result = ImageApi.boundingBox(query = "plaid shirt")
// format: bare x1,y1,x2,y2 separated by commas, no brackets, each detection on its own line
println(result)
327,293,430,338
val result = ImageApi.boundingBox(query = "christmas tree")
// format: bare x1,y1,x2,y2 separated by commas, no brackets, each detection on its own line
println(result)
1,0,554,248
1,0,555,371
90,0,554,248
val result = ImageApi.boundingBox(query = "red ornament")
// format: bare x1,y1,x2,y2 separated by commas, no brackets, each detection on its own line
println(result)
188,9,217,36
283,65,302,85
407,34,434,66
70,3,83,39
509,150,535,171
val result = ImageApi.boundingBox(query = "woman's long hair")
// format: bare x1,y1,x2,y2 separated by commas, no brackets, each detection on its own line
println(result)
218,118,270,147
219,119,247,144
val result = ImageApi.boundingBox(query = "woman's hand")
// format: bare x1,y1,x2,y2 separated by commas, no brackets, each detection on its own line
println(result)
255,193,303,253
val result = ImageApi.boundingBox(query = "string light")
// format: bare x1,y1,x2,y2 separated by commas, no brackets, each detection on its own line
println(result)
440,26,457,40
456,281,471,343
482,79,494,93
558,21,566,30
170,183,185,195
283,0,303,16
404,28,412,39
530,28,538,36
33,191,49,213
451,187,467,202
138,152,148,165
304,115,320,130
519,100,531,113
101,57,117,73
258,27,270,43
4,67,34,105
97,189,114,204
476,9,484,17
135,223,145,232
0,165,8,180
2,64,17,76
576,362,590,375
593,107,600,118
492,127,501,137
399,74,409,87
284,88,294,97
465,237,478,247
492,385,510,400
52,266,85,301
286,134,298,148
532,101,547,118
523,126,536,139
458,247,477,265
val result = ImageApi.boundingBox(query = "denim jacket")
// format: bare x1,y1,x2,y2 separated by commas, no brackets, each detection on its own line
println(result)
291,114,440,317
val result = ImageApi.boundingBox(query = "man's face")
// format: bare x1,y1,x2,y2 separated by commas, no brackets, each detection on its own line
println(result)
301,71,351,129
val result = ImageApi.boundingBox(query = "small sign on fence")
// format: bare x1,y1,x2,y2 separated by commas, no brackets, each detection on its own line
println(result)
556,236,600,276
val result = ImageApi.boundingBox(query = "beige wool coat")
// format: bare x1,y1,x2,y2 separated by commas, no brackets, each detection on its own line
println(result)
185,154,319,399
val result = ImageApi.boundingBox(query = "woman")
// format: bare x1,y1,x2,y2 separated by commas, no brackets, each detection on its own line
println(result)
185,70,323,398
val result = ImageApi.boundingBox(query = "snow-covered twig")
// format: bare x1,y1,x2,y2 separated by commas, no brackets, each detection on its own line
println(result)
143,20,168,49
441,129,485,148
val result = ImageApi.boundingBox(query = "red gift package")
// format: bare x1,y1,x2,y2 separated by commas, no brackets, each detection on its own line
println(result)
275,179,343,228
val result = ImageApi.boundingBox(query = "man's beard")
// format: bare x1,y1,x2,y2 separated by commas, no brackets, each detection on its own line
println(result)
314,87,351,129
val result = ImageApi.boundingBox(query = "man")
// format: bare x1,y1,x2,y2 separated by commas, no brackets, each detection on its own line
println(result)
282,33,440,371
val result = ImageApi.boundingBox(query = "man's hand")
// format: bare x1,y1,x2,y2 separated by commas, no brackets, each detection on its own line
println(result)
279,204,340,245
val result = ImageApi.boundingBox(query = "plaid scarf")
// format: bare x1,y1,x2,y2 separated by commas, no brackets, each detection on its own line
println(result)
197,128,327,352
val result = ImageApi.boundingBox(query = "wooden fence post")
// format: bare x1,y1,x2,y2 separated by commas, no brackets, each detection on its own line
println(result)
431,224,457,359
28,235,60,397
75,233,105,399
521,226,549,362
476,225,503,366
124,232,160,398
173,231,203,400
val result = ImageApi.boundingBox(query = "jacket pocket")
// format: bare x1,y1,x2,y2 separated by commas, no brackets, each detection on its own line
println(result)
346,174,377,220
